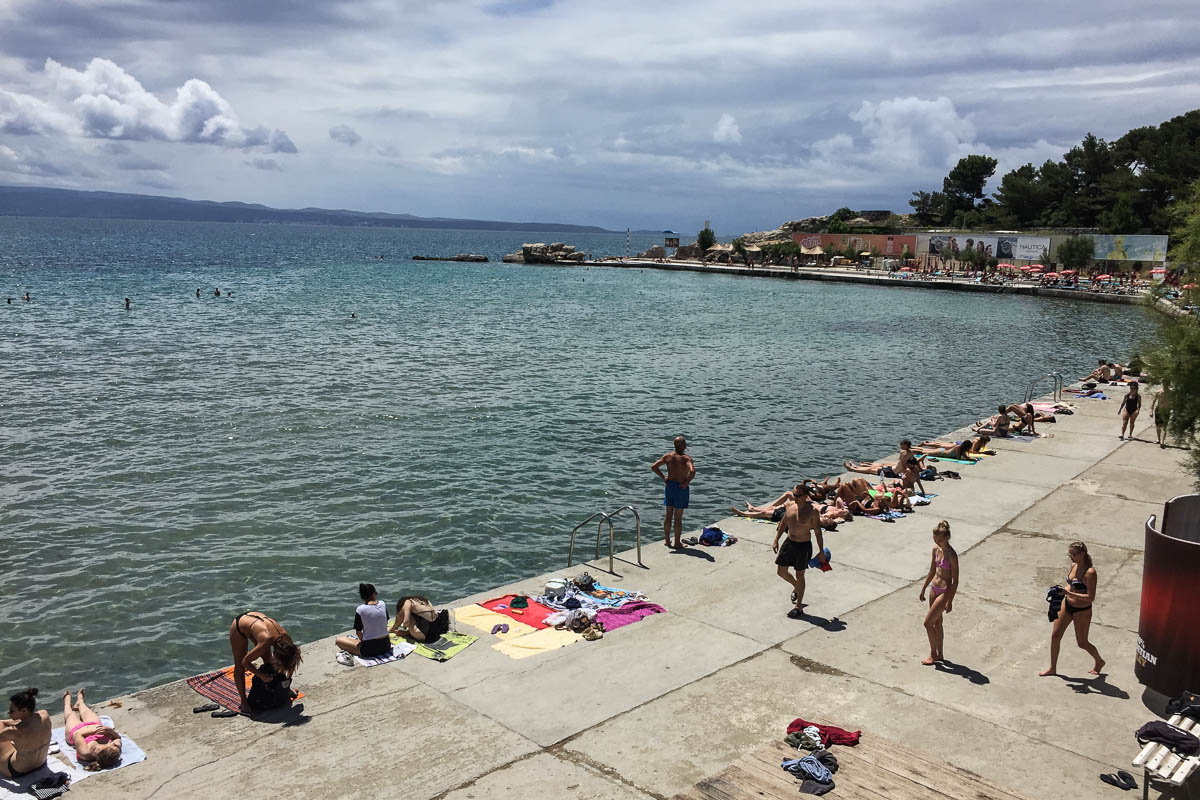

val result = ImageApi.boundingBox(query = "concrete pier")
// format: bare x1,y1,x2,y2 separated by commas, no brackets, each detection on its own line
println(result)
39,393,1192,800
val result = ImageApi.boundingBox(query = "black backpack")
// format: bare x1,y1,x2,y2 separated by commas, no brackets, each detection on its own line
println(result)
247,663,295,713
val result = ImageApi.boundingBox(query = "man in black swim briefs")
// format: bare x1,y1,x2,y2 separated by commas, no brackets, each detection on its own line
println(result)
773,484,826,619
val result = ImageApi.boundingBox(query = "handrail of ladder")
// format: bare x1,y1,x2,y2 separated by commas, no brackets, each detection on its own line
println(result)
567,505,644,572
568,511,611,570
1023,371,1063,403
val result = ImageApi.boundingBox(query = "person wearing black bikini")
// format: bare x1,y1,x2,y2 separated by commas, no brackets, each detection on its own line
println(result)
1039,542,1105,677
1118,381,1141,440
228,612,302,709
0,688,50,779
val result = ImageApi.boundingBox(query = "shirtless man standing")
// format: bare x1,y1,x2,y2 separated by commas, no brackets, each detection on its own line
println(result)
651,436,695,549
773,484,827,618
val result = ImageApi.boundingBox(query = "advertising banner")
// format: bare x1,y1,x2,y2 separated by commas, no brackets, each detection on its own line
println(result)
1090,235,1168,262
1013,237,1050,261
1136,495,1200,698
793,233,916,256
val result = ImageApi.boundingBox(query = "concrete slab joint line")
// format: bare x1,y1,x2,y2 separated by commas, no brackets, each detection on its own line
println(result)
70,392,1181,800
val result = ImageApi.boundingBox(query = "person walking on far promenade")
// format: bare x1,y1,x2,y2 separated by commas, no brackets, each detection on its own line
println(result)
1039,542,1105,677
918,521,957,665
651,435,695,549
1118,381,1141,440
773,484,826,618
1151,381,1171,448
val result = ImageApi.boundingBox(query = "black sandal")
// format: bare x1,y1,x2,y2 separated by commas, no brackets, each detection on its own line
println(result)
192,702,219,713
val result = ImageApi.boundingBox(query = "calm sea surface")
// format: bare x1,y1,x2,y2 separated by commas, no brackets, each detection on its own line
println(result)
0,218,1158,700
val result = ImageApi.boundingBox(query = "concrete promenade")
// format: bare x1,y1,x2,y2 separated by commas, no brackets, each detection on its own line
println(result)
49,393,1193,799
582,259,1147,306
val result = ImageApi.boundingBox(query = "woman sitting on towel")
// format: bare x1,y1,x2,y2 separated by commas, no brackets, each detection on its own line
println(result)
62,689,121,771
335,583,393,664
228,612,303,710
390,596,450,643
1003,403,1037,434
0,688,50,779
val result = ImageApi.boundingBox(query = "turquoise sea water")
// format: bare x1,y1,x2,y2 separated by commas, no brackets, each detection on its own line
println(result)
0,218,1158,701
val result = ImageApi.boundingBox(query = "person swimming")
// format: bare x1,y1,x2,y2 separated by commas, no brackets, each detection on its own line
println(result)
124,297,130,310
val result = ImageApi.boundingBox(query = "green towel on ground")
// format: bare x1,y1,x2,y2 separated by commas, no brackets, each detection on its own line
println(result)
391,631,477,661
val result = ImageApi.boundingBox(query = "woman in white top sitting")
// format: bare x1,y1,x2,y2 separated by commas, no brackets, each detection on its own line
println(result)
335,583,392,664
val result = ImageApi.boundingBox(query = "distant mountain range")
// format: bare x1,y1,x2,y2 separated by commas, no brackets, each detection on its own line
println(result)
0,185,661,234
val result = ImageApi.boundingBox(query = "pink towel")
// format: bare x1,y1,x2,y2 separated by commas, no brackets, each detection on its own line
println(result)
596,601,666,631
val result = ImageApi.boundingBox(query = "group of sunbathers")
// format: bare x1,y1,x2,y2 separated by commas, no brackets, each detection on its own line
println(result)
1081,359,1131,383
0,687,122,780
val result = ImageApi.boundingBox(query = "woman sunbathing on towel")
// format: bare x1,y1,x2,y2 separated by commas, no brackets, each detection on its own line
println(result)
912,439,983,462
731,487,800,520
844,440,922,477
917,435,992,455
390,596,450,643
228,612,303,710
973,406,1012,436
1003,403,1037,434
62,689,121,771
836,478,905,515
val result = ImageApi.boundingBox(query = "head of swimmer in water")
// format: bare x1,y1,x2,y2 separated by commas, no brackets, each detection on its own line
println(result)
8,687,37,721
673,436,686,454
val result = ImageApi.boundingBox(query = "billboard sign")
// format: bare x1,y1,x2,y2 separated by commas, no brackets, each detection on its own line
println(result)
1090,235,1168,262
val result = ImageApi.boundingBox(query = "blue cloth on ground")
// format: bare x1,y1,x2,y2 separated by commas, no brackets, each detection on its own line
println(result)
664,480,689,509
781,755,833,783
700,526,724,545
808,547,832,568
1081,393,1108,400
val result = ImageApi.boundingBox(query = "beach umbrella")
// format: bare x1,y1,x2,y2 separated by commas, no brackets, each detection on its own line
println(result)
1028,264,1044,269
1028,266,1044,273
1044,272,1059,278
1184,283,1198,289
1096,274,1112,280
997,263,1014,269
1061,269,1076,274
1019,265,1033,271
899,266,912,272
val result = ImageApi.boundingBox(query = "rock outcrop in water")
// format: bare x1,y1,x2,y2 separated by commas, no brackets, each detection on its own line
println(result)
411,253,488,262
501,242,587,264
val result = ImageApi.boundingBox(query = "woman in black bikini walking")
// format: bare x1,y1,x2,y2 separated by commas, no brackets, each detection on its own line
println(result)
1118,381,1141,440
1039,542,1105,677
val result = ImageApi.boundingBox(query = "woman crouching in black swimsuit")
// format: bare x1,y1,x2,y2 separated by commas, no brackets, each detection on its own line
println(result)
228,612,303,710
1039,542,1105,677
0,688,50,779
391,596,450,642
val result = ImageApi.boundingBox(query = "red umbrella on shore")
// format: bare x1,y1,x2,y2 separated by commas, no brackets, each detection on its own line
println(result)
1044,272,1060,278
1096,274,1112,280
1028,264,1044,269
1028,266,1044,273
997,263,1014,269
899,267,912,272
1061,269,1076,275
1019,265,1033,271
1184,283,1198,289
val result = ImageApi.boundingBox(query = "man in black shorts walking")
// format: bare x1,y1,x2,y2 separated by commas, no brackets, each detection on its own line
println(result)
773,484,827,618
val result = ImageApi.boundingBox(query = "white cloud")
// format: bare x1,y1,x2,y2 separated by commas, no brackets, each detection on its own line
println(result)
0,88,73,135
329,124,361,146
712,113,742,145
34,57,296,152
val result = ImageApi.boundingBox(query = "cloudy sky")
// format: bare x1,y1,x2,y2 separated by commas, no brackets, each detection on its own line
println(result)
1,0,1198,233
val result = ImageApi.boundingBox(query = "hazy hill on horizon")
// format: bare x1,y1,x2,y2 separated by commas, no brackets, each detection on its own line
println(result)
0,185,664,234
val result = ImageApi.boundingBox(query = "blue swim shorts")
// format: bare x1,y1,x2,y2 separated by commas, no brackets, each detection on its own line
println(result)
664,480,689,509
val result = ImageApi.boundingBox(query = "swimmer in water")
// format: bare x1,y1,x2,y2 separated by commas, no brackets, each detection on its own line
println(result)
24,292,31,302
196,288,201,298
124,298,130,310
214,288,221,297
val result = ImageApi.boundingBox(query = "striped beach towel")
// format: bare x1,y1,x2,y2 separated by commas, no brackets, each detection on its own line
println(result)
185,666,305,713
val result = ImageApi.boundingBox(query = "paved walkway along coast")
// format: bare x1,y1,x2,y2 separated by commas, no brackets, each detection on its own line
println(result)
586,259,1148,306
50,392,1191,799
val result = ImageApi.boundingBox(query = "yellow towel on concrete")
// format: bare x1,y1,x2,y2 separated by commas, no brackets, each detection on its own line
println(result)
454,604,537,640
492,626,582,659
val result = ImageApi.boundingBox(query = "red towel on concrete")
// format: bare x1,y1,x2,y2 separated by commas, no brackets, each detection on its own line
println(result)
186,665,305,714
787,716,861,747
481,594,555,629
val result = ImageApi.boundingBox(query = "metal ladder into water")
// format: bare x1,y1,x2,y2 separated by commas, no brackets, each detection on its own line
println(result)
566,505,643,573
1023,371,1064,403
